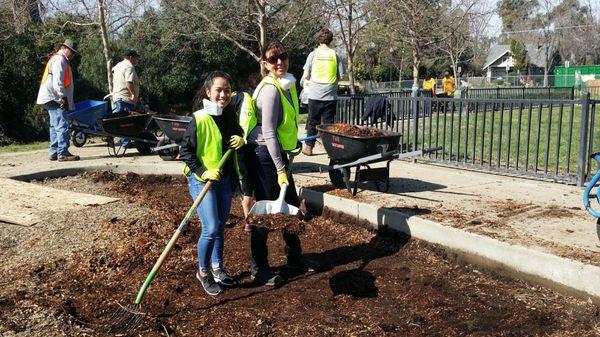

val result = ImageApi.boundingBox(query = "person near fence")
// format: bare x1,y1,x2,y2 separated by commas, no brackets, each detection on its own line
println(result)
242,40,313,287
422,74,437,96
36,39,80,162
301,28,346,156
441,72,455,98
180,71,245,296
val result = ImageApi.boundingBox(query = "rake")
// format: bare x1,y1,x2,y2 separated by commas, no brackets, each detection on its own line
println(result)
105,149,233,336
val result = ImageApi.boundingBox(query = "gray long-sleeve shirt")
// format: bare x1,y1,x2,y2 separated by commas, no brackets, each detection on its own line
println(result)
247,84,291,172
36,53,75,109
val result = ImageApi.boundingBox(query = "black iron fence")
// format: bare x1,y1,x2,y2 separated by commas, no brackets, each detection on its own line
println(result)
336,93,600,185
463,86,576,100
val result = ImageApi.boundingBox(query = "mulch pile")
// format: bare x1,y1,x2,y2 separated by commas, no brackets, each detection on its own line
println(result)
0,172,598,336
246,213,305,234
328,123,385,137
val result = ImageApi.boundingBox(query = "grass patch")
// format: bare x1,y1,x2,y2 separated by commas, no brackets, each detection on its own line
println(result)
402,102,593,177
0,141,49,154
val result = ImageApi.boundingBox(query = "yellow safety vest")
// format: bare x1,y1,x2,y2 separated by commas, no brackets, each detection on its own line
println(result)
241,76,299,151
184,110,241,182
237,92,256,140
311,48,338,84
40,53,72,88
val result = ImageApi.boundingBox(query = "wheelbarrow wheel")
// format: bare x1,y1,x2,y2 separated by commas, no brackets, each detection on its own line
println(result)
71,131,87,147
329,161,350,189
134,132,157,155
157,138,179,161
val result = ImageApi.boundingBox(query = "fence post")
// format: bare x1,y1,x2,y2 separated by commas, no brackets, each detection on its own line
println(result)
496,87,500,99
577,92,591,187
412,90,419,151
571,86,575,100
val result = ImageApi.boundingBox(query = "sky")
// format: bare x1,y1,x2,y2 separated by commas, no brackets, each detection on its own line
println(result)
483,0,600,37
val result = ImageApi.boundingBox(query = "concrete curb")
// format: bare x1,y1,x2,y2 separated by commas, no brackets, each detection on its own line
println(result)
300,188,600,303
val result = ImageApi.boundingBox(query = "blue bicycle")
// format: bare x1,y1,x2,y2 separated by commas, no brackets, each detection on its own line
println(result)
583,153,600,239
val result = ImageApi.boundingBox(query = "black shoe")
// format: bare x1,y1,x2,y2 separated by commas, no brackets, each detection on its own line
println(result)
212,268,237,287
49,153,58,161
196,271,223,296
251,271,284,287
58,153,80,162
286,258,318,273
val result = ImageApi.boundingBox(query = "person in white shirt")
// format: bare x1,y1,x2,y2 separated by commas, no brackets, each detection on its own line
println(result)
111,49,140,110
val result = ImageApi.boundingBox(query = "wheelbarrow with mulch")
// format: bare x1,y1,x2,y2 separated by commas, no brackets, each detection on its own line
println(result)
317,124,441,196
150,114,194,161
97,112,158,157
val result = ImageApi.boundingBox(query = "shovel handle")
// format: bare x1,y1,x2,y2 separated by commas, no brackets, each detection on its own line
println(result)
134,149,233,304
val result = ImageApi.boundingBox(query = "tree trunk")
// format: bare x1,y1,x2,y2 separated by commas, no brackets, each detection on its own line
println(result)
98,0,113,93
347,1,355,95
411,44,419,90
348,53,355,95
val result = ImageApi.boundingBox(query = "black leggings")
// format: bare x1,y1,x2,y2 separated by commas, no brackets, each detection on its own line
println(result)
243,143,303,273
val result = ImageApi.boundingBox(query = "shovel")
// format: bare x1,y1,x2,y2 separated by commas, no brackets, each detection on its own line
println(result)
247,150,301,220
106,149,233,336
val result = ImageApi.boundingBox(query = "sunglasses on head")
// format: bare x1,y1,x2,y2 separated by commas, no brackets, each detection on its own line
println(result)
265,52,288,64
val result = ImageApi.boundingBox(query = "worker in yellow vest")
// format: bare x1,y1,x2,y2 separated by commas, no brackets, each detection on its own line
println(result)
301,28,346,155
36,39,80,162
241,41,313,287
180,71,245,296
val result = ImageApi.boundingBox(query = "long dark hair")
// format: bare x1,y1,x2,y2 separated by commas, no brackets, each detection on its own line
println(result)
192,70,242,138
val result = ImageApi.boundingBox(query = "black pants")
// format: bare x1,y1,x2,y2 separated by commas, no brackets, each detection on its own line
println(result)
306,99,337,147
243,143,303,274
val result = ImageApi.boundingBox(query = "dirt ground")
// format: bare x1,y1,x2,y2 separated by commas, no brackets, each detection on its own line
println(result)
0,172,598,336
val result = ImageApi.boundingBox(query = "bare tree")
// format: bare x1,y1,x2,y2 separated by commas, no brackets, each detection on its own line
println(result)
437,1,492,88
176,0,321,65
41,0,152,91
325,0,376,94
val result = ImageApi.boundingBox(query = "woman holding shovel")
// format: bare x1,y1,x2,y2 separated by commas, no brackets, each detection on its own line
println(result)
240,41,310,287
180,71,245,296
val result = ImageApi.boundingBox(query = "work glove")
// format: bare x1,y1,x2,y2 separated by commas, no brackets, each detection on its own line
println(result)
59,97,68,110
229,135,245,150
200,169,221,182
277,170,289,187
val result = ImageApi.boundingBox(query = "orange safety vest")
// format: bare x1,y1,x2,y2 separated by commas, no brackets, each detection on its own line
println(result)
40,53,72,88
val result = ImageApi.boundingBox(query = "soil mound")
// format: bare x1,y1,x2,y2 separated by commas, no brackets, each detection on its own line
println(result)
0,172,597,336
328,123,385,137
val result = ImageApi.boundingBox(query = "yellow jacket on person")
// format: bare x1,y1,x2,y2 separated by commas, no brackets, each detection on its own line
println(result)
442,76,455,95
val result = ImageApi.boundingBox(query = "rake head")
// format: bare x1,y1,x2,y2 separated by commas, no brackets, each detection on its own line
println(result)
105,302,145,336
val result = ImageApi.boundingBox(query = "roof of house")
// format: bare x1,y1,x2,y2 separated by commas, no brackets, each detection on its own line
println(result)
483,44,547,70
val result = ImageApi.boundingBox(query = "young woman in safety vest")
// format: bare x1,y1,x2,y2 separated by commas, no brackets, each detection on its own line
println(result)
179,71,245,296
239,41,311,287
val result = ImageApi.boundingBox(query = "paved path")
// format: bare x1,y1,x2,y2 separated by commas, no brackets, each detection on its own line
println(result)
0,139,598,268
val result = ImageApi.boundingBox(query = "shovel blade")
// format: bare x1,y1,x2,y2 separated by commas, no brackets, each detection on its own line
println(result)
248,200,299,216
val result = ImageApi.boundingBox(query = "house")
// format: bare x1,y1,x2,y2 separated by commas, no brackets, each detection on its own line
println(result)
482,44,548,80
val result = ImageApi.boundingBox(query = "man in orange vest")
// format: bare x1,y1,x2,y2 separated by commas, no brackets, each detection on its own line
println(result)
36,39,80,161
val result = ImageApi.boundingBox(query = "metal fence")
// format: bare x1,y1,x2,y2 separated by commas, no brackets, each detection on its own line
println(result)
336,93,600,185
463,87,576,100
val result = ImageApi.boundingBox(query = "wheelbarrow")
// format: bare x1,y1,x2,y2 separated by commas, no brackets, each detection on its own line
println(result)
317,124,441,196
151,114,194,161
66,100,111,147
97,112,158,157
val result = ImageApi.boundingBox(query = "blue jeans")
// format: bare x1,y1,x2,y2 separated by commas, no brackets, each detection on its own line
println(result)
112,100,141,147
45,101,71,158
187,174,233,272
242,144,303,275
